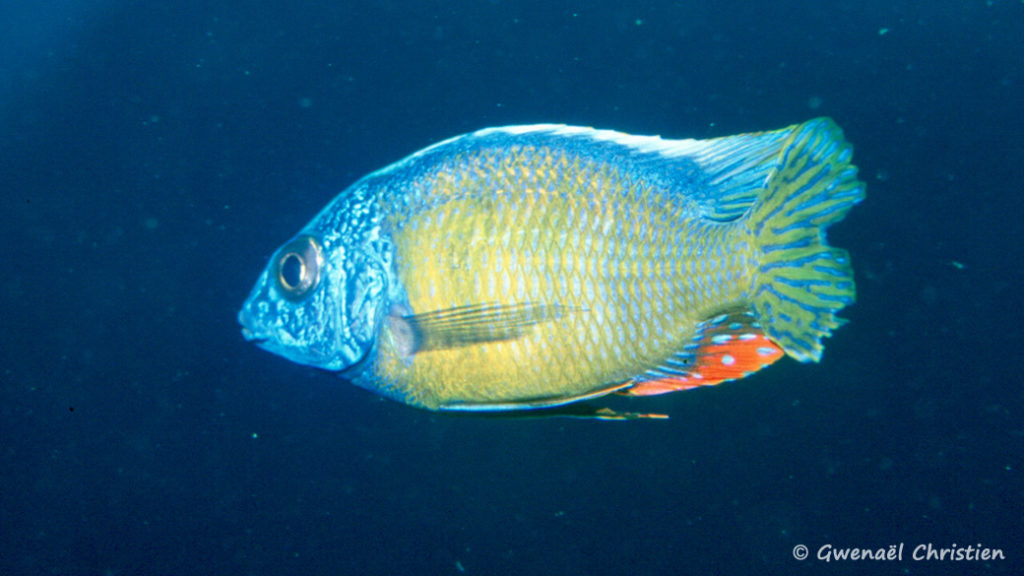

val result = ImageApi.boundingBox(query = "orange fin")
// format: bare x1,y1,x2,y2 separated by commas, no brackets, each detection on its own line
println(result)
622,310,784,396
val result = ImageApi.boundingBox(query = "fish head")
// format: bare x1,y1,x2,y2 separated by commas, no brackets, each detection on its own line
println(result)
238,231,387,373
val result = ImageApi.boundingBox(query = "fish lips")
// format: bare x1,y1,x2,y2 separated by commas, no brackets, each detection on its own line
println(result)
238,308,270,345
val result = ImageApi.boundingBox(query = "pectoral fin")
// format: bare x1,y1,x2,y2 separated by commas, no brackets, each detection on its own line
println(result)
388,302,575,357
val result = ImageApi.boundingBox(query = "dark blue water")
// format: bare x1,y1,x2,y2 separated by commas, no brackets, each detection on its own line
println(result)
3,2,1022,575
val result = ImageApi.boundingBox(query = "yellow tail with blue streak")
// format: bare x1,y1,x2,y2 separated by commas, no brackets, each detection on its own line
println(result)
747,118,865,362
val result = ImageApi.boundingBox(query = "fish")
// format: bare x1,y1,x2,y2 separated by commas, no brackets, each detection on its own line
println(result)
238,117,864,419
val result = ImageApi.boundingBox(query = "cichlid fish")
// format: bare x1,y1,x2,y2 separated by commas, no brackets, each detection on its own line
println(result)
239,118,864,419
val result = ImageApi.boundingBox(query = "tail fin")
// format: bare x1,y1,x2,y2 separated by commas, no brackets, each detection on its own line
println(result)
747,118,865,362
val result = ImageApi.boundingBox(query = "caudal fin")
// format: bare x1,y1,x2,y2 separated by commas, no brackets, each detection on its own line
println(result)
747,118,865,362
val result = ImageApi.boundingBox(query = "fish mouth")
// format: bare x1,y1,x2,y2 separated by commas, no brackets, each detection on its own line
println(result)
240,326,266,343
238,308,269,344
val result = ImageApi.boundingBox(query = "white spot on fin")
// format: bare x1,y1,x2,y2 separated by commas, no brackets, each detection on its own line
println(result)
476,124,708,158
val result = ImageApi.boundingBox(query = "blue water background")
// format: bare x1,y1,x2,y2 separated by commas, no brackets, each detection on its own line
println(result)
2,2,1023,574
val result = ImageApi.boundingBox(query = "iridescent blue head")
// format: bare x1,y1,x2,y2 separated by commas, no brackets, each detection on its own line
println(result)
237,187,395,375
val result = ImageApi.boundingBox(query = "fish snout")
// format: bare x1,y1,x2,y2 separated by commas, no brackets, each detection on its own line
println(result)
238,307,267,343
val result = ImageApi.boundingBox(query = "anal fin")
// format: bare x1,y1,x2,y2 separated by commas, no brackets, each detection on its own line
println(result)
622,310,784,396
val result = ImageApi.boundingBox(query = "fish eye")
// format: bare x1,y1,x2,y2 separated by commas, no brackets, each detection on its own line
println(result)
273,235,322,300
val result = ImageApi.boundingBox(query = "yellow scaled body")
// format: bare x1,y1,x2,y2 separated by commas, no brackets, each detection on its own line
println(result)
377,144,750,409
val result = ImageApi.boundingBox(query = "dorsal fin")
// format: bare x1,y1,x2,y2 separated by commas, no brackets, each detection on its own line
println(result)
621,310,784,396
470,122,800,222
681,126,798,221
